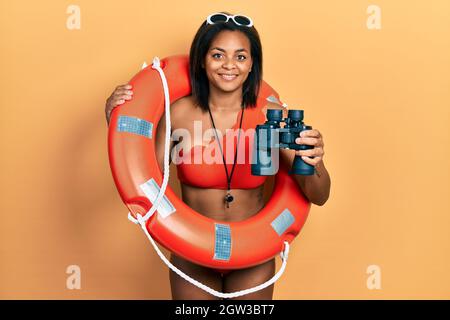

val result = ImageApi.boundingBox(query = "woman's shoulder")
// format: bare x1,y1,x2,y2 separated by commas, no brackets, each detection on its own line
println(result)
262,101,289,120
169,95,200,128
171,95,197,110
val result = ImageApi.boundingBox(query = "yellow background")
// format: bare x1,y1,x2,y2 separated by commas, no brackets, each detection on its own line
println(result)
1,0,449,299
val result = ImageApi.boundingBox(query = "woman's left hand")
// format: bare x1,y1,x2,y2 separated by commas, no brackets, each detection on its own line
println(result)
294,129,325,167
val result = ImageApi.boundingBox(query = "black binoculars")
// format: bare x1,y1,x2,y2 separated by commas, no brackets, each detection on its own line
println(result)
251,109,315,176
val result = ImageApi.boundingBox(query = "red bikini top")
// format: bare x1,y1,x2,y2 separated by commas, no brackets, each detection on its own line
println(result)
175,103,268,189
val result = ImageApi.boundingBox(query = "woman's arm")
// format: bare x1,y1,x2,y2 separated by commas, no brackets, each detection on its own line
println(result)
155,111,176,171
154,98,189,170
280,150,331,206
264,102,331,206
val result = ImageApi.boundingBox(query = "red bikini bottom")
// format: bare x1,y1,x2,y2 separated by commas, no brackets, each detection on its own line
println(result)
214,268,232,276
171,253,233,276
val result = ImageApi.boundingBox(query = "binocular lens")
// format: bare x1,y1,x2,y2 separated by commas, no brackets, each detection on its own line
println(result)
267,109,283,121
288,110,303,122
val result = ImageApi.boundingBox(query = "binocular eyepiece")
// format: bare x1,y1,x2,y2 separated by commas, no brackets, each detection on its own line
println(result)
267,109,303,122
251,109,315,176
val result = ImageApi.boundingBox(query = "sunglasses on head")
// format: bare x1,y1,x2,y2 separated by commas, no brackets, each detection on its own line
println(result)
205,13,254,27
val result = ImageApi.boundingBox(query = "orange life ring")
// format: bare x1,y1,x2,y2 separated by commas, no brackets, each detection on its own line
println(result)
108,55,311,270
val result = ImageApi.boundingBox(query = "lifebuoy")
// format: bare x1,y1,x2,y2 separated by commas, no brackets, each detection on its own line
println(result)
108,55,311,271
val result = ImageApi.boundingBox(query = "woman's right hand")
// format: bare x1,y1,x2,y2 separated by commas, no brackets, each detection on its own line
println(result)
105,84,133,125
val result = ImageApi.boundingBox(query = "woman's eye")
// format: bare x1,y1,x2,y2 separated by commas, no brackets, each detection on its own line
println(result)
237,55,247,61
212,53,222,59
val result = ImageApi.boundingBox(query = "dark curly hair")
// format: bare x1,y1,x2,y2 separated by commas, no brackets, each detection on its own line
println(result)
189,12,263,112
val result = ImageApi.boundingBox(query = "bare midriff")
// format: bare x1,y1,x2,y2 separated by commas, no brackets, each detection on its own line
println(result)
180,183,265,222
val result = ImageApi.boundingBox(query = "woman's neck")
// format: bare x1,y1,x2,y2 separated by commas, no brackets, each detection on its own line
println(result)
208,85,243,112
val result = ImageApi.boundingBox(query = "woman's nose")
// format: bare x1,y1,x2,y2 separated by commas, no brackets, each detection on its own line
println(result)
222,58,236,69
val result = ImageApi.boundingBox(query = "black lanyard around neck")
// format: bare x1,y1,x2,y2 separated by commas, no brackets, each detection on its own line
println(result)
207,105,245,208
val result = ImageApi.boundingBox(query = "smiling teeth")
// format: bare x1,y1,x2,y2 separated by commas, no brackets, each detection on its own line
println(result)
220,74,237,80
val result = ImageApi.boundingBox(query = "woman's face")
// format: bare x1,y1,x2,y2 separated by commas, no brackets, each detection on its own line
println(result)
204,30,253,95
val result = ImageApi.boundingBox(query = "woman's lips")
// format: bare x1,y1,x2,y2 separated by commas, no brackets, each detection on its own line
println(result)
218,74,238,81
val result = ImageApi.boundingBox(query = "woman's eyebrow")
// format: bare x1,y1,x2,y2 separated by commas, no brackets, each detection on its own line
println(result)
210,47,248,53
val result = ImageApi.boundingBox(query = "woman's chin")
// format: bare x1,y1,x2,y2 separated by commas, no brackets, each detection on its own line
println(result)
212,82,243,93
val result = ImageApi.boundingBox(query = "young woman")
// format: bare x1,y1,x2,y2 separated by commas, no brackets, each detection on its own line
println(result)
105,12,331,300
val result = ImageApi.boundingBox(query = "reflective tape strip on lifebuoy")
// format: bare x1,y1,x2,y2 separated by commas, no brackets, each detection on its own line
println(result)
108,55,311,269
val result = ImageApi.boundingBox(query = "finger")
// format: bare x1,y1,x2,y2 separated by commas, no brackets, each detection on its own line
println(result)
301,155,322,166
113,89,133,97
107,97,124,110
121,94,133,100
116,84,132,90
296,148,324,157
295,137,321,146
114,99,126,106
300,129,321,138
